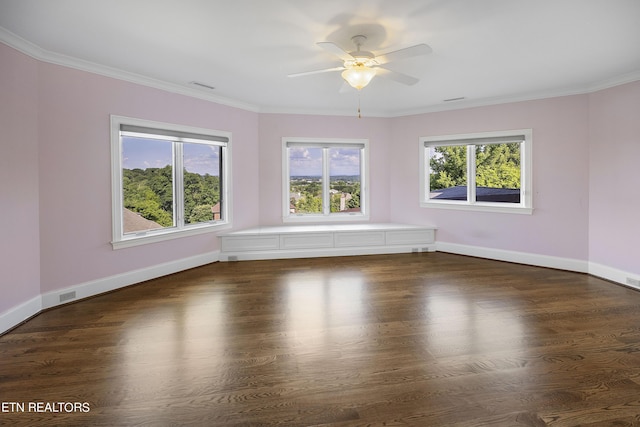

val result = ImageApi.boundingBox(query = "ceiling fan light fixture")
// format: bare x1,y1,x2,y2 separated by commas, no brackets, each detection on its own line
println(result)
341,64,377,90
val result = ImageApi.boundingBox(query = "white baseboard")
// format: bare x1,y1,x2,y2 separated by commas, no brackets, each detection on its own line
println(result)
589,262,640,290
3,246,638,335
220,245,436,262
0,295,42,335
1,251,219,335
41,251,220,309
436,242,589,274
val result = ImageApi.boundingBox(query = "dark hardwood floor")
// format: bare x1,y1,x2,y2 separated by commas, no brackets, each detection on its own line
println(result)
2,252,640,426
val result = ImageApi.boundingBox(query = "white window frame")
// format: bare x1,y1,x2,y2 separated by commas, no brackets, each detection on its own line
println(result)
110,115,232,249
420,129,533,214
282,137,370,223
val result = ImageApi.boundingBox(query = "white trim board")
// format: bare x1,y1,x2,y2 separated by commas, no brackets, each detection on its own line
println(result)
41,251,220,309
436,242,589,273
231,239,637,289
2,28,639,119
436,242,640,290
589,262,640,291
220,245,435,262
1,251,220,335
0,28,259,113
3,244,638,335
0,295,42,336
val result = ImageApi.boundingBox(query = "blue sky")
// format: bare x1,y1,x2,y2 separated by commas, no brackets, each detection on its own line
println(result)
122,137,358,177
122,137,220,176
289,147,360,176
183,143,220,176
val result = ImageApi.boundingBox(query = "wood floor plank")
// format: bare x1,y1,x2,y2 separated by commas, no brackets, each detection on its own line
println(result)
2,252,640,426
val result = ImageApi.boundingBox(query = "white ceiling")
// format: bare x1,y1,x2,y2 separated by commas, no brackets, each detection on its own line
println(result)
1,0,639,117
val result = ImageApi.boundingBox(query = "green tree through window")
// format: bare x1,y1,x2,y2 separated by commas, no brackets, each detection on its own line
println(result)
429,145,467,191
421,130,532,212
284,139,368,221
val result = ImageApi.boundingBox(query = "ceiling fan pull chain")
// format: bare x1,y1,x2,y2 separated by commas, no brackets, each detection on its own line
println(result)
358,92,362,119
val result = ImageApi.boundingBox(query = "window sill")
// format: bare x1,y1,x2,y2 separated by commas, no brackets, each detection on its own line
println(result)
421,201,533,215
111,221,232,250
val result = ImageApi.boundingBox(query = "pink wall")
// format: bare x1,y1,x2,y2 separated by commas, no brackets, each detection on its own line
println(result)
258,113,393,225
589,81,640,275
0,44,41,314
2,39,638,327
390,95,591,261
36,62,260,293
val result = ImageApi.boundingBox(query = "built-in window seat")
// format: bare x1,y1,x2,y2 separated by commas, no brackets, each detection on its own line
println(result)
218,223,436,261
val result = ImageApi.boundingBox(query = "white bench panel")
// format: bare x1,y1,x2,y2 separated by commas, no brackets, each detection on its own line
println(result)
280,233,334,250
335,231,386,247
386,229,435,246
218,224,436,261
220,235,279,252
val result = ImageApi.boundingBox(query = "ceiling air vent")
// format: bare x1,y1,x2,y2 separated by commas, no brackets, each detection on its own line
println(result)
189,81,216,90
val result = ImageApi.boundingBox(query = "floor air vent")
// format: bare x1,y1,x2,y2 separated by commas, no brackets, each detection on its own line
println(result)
59,291,76,303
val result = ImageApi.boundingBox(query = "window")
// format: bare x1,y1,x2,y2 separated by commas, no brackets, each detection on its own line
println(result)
282,138,369,222
110,116,231,248
420,129,532,214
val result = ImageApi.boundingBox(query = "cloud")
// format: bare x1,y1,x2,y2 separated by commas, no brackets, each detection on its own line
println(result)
289,147,322,176
184,144,221,175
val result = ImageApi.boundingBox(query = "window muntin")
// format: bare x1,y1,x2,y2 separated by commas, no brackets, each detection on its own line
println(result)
111,116,231,248
420,130,532,214
283,138,368,222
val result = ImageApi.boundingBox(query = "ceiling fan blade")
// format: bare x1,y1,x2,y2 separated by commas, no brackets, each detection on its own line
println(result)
376,43,432,65
376,67,420,86
317,41,354,61
288,66,345,78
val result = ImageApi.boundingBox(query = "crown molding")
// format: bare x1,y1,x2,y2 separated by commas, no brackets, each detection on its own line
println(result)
585,69,640,93
2,25,639,118
387,88,588,118
388,71,640,118
0,26,260,113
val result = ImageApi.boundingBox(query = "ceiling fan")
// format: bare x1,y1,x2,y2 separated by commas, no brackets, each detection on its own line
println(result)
288,35,432,90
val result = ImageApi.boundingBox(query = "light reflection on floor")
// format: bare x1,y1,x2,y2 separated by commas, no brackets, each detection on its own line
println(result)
423,290,526,359
285,271,365,331
119,290,229,406
114,261,532,419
